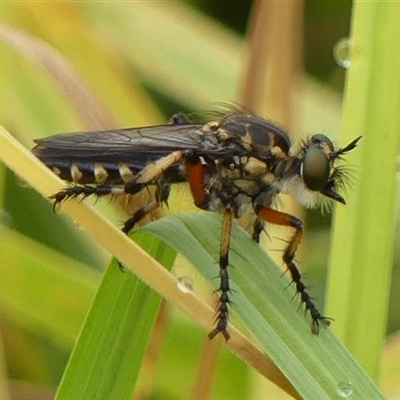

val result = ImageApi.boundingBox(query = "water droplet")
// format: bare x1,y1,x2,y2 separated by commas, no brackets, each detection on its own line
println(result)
73,220,83,230
333,38,351,69
336,381,353,398
177,276,194,293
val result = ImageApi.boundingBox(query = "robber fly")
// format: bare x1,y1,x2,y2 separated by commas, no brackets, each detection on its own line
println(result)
32,111,361,340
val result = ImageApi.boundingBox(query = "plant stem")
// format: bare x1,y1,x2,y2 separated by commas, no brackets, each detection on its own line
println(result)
327,1,400,380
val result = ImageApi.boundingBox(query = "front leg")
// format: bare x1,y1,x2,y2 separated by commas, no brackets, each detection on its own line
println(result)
254,205,331,333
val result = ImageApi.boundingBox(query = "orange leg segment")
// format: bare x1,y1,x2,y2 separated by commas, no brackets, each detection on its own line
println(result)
256,206,331,333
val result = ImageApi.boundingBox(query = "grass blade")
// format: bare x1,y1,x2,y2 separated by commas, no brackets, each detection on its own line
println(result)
56,236,176,400
141,213,385,399
326,1,400,378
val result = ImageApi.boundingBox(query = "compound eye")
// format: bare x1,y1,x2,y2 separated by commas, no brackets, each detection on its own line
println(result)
302,148,330,191
311,134,334,151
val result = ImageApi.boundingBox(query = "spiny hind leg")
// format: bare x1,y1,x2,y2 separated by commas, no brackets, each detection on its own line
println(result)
254,205,331,333
50,184,129,209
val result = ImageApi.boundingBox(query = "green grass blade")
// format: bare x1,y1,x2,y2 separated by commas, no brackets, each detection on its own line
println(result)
56,235,176,400
326,1,400,379
141,213,384,399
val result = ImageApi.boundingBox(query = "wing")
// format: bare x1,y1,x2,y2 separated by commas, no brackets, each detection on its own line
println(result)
32,123,209,159
32,122,230,184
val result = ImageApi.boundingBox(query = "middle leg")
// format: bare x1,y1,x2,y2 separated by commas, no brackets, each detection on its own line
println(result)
208,207,234,341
